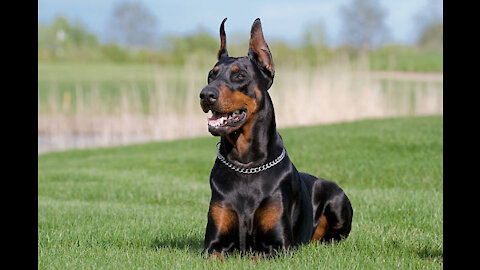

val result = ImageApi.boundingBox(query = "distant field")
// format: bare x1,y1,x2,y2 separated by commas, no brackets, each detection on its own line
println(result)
38,116,443,269
369,49,443,72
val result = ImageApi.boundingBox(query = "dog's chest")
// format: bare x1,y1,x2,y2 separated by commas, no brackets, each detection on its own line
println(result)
218,178,284,227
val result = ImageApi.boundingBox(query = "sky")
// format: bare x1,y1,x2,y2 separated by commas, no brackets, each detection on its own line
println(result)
38,0,443,46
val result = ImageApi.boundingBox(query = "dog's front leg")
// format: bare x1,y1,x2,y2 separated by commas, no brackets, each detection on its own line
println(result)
204,202,238,256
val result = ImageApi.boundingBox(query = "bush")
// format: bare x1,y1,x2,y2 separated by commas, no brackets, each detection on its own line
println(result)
100,44,130,62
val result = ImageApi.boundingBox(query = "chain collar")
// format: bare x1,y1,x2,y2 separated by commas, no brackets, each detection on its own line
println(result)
215,142,286,174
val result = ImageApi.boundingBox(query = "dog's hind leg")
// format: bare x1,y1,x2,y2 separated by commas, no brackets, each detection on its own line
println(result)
312,191,352,243
300,173,353,243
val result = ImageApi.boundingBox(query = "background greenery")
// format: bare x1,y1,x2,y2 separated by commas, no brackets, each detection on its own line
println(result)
38,16,443,72
38,116,443,269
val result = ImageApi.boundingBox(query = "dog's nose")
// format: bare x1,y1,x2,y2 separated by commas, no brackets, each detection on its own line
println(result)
200,87,219,104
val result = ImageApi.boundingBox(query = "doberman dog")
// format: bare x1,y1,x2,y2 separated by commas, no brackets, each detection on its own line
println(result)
199,18,353,258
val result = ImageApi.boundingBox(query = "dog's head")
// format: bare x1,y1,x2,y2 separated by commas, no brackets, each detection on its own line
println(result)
200,18,274,137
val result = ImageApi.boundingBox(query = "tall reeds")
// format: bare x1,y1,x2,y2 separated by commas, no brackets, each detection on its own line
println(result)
38,58,443,153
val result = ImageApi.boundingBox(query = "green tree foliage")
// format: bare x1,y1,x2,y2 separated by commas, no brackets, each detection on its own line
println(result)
165,30,219,65
38,16,100,60
299,22,330,66
100,44,130,62
417,23,443,51
413,0,442,52
37,15,442,71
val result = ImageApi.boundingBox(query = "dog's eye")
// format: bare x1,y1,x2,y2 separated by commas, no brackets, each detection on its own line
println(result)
234,72,247,81
208,69,217,83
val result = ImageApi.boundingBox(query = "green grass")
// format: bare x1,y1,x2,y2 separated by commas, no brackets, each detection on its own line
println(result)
38,116,443,269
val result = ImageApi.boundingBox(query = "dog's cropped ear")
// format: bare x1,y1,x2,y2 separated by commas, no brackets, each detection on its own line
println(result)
218,18,229,60
248,18,274,86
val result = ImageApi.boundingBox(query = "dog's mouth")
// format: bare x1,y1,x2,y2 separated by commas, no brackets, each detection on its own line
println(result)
207,109,247,134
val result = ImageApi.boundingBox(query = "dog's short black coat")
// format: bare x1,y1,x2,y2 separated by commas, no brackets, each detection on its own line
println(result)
199,18,353,257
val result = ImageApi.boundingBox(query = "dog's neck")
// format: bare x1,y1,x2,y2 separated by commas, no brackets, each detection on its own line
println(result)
220,92,284,168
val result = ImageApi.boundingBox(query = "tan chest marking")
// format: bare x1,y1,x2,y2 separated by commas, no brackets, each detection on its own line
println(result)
255,203,282,233
210,203,238,234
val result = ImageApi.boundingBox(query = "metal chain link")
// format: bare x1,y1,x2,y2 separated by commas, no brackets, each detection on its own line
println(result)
215,142,286,174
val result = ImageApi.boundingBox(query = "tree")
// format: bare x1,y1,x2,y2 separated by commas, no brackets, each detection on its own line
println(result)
165,30,219,65
417,23,442,51
414,0,443,51
301,22,328,66
38,16,100,60
339,0,390,51
107,1,157,50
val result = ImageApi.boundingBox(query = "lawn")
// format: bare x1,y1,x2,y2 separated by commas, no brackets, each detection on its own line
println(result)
38,116,443,269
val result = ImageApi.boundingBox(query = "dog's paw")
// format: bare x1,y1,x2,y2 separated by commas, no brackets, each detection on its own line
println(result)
207,251,225,263
249,254,264,263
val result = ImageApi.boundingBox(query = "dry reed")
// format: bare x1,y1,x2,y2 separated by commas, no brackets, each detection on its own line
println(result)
38,59,443,153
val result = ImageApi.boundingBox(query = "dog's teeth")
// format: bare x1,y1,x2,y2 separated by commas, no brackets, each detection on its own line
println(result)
208,114,233,127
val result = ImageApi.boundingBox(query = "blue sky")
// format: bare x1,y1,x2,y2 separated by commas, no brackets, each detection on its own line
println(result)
38,0,442,46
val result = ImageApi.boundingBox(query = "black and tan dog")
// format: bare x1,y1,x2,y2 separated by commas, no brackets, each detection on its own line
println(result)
200,18,353,258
